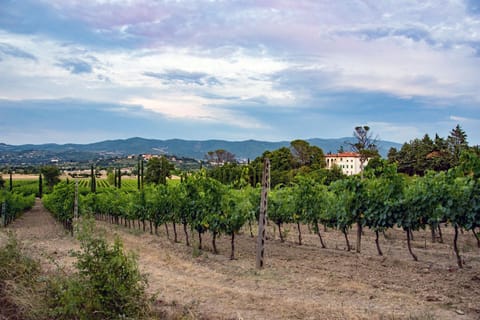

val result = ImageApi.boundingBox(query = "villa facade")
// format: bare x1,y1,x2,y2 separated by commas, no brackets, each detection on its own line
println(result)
325,152,368,176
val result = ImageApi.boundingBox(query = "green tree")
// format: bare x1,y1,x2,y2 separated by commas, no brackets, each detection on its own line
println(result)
448,124,468,166
268,186,294,242
117,168,122,189
41,166,61,190
145,156,174,185
106,168,115,186
205,149,236,165
290,140,325,170
364,164,404,255
220,188,251,259
350,126,379,174
90,165,96,193
38,174,43,198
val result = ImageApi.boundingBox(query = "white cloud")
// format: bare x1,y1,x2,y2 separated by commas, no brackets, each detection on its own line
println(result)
366,121,425,143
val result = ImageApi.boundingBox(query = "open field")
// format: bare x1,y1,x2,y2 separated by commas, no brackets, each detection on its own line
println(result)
1,200,479,319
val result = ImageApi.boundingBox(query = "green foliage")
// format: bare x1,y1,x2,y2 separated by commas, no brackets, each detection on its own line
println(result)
41,166,61,189
268,186,295,240
145,156,174,185
72,150,480,265
207,162,244,186
48,218,151,320
43,181,75,230
90,165,96,193
0,232,40,284
392,125,472,176
0,190,35,226
290,139,325,169
0,232,46,320
106,168,115,186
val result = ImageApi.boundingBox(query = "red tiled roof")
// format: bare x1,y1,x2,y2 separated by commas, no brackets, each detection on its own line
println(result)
325,152,361,158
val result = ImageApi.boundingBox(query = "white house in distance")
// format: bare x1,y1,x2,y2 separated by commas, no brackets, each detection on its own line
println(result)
325,152,369,176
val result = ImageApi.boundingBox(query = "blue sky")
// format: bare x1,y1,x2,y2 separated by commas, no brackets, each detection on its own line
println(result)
0,0,479,145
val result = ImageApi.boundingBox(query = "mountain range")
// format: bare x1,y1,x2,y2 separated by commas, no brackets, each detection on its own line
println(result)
0,137,402,165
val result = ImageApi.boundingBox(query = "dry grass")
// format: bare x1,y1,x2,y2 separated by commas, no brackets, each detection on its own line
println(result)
2,201,480,319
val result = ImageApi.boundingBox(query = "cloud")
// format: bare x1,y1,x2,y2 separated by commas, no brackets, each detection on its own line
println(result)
0,1,480,145
0,42,37,61
143,69,222,86
124,96,266,130
56,58,93,74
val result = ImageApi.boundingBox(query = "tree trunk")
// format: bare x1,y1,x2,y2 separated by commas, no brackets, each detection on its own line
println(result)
297,222,302,245
409,228,414,241
277,223,284,242
198,231,202,250
149,220,153,234
356,221,362,253
164,223,170,239
343,229,351,251
437,224,444,243
315,221,326,248
249,220,254,237
230,232,235,260
430,224,436,243
472,228,480,248
453,224,463,268
406,228,418,261
142,220,146,232
375,230,383,256
154,224,158,236
173,223,178,243
212,232,218,254
183,223,190,246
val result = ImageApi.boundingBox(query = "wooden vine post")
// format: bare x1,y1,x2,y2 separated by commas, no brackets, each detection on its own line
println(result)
256,158,270,269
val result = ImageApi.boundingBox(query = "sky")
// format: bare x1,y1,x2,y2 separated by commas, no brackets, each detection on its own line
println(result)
0,0,479,145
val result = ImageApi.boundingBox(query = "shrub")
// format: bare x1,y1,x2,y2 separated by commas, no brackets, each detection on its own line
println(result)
48,217,151,319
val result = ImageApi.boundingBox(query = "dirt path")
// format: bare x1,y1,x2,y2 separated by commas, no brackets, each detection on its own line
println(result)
2,200,479,319
0,198,78,272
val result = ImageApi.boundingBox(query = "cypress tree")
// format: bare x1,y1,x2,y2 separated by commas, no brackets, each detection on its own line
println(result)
137,158,141,190
39,174,43,198
117,168,122,189
140,159,144,189
91,165,96,193
114,168,117,188
9,170,13,192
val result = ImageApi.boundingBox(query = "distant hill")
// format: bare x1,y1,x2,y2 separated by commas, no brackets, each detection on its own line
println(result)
0,137,401,165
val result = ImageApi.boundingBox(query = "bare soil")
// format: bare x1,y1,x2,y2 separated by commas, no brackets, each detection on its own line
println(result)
2,199,480,319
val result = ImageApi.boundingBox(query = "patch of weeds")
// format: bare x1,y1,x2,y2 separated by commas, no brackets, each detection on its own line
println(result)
128,228,144,236
192,244,202,258
0,231,47,320
405,311,436,320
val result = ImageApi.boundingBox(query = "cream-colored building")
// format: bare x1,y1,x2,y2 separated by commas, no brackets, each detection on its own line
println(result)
325,152,368,176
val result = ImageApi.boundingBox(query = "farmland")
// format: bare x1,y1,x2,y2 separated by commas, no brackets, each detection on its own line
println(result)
1,145,480,319
2,198,479,319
